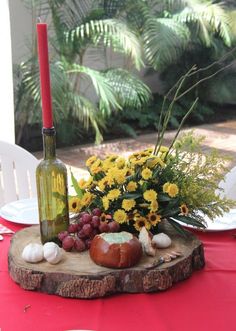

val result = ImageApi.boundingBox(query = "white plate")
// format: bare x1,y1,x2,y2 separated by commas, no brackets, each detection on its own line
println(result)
173,208,236,232
0,198,39,225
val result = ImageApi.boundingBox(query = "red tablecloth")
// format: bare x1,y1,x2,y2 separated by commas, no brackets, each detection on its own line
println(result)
0,217,235,331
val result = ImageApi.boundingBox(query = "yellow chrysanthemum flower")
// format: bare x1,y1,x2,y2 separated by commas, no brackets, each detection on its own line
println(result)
90,159,102,174
143,189,157,202
160,146,169,153
81,192,94,206
133,216,151,231
102,159,114,171
113,209,127,224
113,168,126,185
85,176,94,188
132,157,149,166
149,200,159,212
86,155,97,167
116,157,126,169
122,199,136,211
97,178,106,191
68,196,82,213
141,168,153,180
97,176,114,191
163,182,170,193
106,167,117,179
107,189,121,201
180,204,189,215
78,178,88,190
147,212,161,226
167,183,179,198
107,154,118,162
102,196,110,211
126,181,138,192
146,156,165,168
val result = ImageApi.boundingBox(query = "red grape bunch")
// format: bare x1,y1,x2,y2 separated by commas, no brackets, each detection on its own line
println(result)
58,208,120,252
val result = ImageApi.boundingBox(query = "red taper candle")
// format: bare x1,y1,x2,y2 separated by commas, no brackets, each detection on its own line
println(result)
37,23,53,128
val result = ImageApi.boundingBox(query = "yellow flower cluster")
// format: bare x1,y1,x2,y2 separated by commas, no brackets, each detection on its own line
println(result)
69,147,190,233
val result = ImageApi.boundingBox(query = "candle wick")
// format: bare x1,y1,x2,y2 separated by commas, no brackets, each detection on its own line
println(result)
37,17,42,23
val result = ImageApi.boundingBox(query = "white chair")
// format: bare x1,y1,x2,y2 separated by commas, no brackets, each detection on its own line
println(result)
218,166,236,200
0,141,39,207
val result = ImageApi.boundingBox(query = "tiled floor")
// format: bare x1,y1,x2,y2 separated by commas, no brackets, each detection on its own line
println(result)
33,120,236,185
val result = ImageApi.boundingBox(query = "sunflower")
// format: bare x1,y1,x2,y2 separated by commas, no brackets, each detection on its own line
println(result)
122,199,136,211
180,204,189,215
141,168,153,180
133,216,151,231
81,192,94,207
68,196,82,213
143,189,157,202
147,212,161,226
126,181,138,192
113,209,127,224
100,213,108,222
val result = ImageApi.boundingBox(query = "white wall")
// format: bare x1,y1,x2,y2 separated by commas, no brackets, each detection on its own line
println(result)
0,0,15,143
9,0,32,63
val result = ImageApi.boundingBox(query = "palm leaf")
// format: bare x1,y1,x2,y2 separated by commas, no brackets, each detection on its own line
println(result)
61,61,121,112
143,17,191,70
66,19,143,69
102,68,151,109
174,2,233,47
67,92,104,144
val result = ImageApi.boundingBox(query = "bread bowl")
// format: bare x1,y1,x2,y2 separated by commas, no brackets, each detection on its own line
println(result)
89,232,142,268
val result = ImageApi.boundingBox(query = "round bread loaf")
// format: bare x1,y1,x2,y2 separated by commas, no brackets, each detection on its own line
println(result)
89,231,142,268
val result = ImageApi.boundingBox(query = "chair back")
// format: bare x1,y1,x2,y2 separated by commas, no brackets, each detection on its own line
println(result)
0,141,39,207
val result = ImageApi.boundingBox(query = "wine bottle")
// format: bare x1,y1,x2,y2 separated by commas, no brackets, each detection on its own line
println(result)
36,127,69,244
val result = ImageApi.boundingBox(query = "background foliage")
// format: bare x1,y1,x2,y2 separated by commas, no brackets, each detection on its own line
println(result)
15,0,236,150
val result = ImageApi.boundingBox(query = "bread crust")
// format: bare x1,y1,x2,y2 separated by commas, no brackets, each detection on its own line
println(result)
89,232,142,268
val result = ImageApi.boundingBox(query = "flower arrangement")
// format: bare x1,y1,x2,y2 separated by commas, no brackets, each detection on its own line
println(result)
68,63,235,235
69,132,234,235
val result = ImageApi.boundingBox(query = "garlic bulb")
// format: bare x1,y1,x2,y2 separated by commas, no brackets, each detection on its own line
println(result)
43,242,63,264
152,233,172,248
22,243,44,263
139,227,156,256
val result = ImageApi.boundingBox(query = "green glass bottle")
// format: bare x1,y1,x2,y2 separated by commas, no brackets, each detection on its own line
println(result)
36,127,69,244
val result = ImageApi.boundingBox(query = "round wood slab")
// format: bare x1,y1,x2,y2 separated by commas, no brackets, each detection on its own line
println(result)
8,222,204,298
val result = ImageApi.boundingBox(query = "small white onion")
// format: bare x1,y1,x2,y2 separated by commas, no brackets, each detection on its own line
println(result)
152,233,172,248
43,242,63,264
22,243,44,263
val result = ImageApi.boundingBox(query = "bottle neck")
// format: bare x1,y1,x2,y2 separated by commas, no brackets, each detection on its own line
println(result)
42,127,56,160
